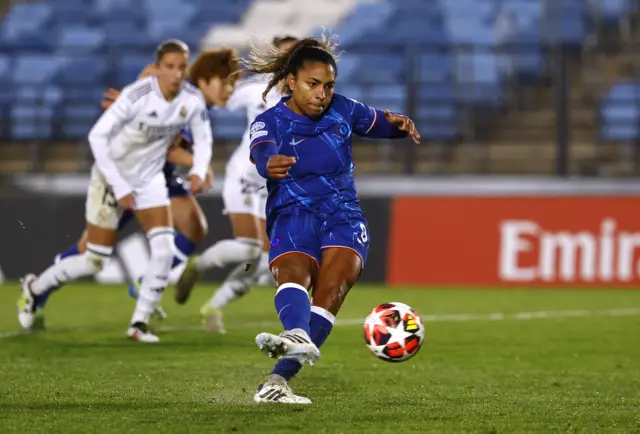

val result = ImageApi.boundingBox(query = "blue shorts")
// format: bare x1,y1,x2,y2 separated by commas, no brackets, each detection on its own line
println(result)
268,206,370,269
117,172,189,230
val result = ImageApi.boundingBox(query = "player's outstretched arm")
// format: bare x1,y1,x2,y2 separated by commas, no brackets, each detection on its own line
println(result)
383,110,421,144
349,98,421,144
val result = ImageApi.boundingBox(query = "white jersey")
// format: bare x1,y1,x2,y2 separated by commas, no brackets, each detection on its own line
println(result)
225,75,281,183
88,76,213,200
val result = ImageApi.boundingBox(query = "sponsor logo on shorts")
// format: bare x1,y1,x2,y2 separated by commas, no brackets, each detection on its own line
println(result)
270,237,281,248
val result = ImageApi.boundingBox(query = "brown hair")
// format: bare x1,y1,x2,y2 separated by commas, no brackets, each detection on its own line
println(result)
189,48,241,85
155,39,189,63
272,35,299,48
243,33,339,101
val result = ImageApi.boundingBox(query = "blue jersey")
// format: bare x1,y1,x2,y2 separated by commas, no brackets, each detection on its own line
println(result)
249,94,407,268
250,94,387,216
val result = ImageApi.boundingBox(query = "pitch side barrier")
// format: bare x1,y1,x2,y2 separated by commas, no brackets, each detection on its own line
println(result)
2,176,640,286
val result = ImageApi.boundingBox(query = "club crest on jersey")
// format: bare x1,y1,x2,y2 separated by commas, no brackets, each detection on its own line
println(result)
336,122,349,137
179,106,187,118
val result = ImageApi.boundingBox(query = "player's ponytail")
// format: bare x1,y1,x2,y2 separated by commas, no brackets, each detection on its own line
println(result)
243,32,340,102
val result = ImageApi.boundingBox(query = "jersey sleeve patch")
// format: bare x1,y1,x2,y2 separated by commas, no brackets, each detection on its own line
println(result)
250,121,267,141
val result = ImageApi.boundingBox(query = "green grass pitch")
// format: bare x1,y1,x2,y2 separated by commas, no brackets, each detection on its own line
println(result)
1,283,640,433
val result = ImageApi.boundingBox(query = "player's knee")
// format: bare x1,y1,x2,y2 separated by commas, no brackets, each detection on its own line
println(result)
272,259,313,289
84,243,113,273
147,227,175,266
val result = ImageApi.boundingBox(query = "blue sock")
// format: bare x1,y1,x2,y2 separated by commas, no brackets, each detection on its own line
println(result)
37,244,81,309
172,231,198,268
272,306,335,380
274,283,311,334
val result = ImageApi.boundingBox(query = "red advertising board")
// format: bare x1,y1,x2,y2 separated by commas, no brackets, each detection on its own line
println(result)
388,197,640,286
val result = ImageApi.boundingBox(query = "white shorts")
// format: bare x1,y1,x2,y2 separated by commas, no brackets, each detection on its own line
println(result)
86,165,170,230
222,164,267,220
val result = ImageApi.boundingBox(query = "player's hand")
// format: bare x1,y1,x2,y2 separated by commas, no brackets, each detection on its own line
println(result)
118,193,135,210
267,155,296,179
101,88,121,110
138,64,159,79
204,167,214,191
384,110,421,145
188,174,205,194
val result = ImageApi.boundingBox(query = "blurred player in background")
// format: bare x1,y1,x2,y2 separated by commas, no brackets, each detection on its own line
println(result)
25,48,240,332
173,35,299,334
19,41,238,342
245,35,420,403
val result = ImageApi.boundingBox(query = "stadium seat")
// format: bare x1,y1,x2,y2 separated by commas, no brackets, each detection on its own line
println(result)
16,86,63,106
455,52,502,106
59,104,102,140
1,3,52,40
13,55,66,84
117,54,153,86
210,109,246,140
58,27,106,52
599,82,640,141
586,0,633,26
103,21,154,48
57,56,109,84
364,85,406,114
417,53,454,83
11,105,54,139
418,84,455,104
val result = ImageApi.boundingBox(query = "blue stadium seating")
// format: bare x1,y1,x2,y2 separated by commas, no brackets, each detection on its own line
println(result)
599,82,640,141
0,0,636,142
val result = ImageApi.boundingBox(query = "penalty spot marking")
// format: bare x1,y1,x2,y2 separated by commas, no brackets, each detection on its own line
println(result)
2,307,640,339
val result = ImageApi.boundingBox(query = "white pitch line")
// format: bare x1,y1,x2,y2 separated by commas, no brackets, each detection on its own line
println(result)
2,307,640,339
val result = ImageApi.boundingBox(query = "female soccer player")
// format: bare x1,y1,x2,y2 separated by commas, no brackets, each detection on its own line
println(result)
245,35,420,404
17,41,222,343
26,48,240,331
174,35,299,334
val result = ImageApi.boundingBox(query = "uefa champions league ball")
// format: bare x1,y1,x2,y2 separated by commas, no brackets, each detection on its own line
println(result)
363,302,425,362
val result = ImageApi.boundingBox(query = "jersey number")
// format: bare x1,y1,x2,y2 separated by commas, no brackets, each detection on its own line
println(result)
102,187,117,208
359,223,368,244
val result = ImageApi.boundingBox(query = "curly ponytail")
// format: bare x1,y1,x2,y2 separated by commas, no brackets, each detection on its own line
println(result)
243,32,340,101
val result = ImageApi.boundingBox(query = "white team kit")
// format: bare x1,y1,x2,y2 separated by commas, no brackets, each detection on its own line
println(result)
87,76,213,228
223,75,281,220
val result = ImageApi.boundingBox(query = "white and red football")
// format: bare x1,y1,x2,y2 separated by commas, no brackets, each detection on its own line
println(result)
363,302,425,362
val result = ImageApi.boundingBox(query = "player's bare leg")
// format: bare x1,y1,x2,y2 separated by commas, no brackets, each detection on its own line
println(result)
261,248,361,403
198,212,262,332
253,253,319,404
127,206,174,343
18,224,116,330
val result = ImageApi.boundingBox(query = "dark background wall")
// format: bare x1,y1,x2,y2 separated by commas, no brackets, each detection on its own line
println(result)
0,196,391,283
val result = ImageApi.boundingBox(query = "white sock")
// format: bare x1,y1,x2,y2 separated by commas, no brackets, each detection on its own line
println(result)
253,251,275,286
131,227,174,325
194,237,261,272
31,244,112,295
208,250,262,309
